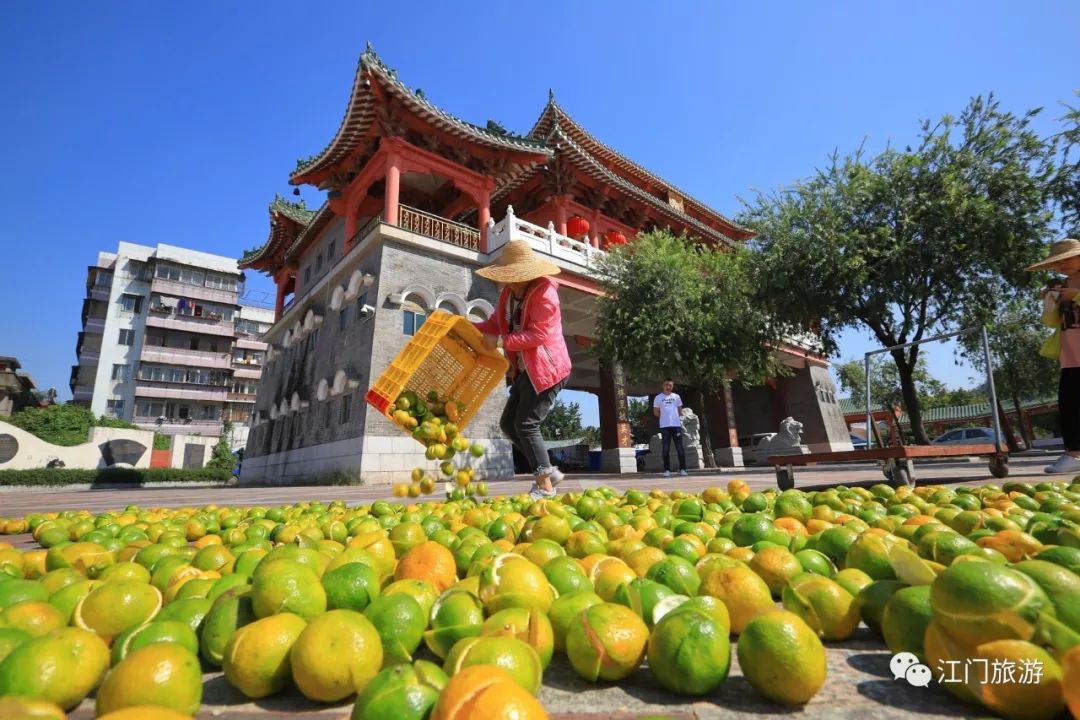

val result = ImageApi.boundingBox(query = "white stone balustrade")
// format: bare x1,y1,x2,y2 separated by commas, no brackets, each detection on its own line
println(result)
487,206,605,272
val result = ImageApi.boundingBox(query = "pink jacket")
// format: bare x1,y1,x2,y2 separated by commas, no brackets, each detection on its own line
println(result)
474,276,572,392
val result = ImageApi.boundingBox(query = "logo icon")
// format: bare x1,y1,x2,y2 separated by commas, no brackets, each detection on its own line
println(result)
890,652,932,687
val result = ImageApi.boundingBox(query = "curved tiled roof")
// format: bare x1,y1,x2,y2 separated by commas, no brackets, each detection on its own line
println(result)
545,126,735,247
239,195,317,269
291,44,550,184
529,97,752,239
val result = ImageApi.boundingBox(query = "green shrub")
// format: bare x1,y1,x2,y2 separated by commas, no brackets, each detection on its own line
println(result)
0,468,231,487
152,433,172,450
6,403,138,447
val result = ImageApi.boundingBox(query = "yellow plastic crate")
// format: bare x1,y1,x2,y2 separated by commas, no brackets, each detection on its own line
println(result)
365,309,509,432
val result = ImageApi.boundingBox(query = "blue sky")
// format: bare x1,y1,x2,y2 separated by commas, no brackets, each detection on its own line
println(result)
2,2,1077,427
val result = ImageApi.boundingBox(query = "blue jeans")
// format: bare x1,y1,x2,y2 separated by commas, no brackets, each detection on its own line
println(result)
660,426,686,472
500,373,566,475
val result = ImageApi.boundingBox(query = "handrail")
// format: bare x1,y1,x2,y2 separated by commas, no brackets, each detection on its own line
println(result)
398,204,480,251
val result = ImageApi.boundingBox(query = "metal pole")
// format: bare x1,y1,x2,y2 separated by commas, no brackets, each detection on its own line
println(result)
982,326,1003,455
864,353,873,450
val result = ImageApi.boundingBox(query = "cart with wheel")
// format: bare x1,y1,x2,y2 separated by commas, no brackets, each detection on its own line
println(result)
766,326,1009,490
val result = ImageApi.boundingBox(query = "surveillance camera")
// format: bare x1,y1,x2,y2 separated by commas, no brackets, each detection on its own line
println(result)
359,304,375,318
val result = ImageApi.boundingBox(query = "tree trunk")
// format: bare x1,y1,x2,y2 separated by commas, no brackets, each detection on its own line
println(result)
696,384,716,469
892,350,931,445
996,400,1022,453
1012,394,1032,449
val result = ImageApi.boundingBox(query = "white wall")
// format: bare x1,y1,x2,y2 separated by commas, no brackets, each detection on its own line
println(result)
169,434,217,469
0,422,155,470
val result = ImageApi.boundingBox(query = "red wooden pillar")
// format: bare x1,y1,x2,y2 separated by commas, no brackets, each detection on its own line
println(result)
384,152,402,226
555,195,569,236
477,185,492,253
766,378,786,426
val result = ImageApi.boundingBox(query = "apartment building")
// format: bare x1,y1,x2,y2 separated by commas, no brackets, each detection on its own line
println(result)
71,242,273,449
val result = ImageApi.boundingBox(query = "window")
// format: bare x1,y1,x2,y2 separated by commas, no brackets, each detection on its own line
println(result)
328,239,337,261
119,293,143,313
205,274,238,291
137,401,165,418
177,405,191,420
315,252,323,273
339,307,348,331
304,266,312,285
118,329,134,346
340,394,352,424
111,363,129,381
323,402,332,429
93,270,113,287
403,310,426,336
105,399,124,417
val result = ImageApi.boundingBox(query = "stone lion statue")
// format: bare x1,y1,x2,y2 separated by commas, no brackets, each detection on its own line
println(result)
680,407,700,449
777,417,804,446
757,417,805,457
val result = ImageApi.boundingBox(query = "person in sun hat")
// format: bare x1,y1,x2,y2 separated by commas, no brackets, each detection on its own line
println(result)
1029,238,1080,474
474,239,572,500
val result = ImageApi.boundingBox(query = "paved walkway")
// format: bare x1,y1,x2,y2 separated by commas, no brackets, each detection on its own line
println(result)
0,455,1059,518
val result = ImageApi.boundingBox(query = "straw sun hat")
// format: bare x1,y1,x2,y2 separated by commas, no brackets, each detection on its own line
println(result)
476,239,560,283
1027,238,1080,271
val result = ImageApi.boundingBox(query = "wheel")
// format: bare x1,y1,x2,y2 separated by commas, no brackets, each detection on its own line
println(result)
776,467,794,491
889,462,915,490
989,455,1010,479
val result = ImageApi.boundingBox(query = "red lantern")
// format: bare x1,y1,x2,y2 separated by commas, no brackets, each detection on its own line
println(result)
566,216,590,239
602,231,627,250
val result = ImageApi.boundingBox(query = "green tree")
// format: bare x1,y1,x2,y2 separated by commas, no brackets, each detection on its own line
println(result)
836,355,948,444
627,397,652,445
594,230,782,467
580,426,603,450
540,399,584,441
922,387,988,409
1050,92,1080,236
7,403,137,447
206,422,236,471
959,297,1058,448
742,95,1055,444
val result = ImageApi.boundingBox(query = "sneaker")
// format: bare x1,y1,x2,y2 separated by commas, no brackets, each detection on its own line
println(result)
544,468,564,487
1044,454,1080,474
528,486,557,501
663,471,671,478
679,470,688,477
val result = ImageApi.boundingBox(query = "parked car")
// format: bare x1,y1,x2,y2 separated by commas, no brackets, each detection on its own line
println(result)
931,427,1003,446
850,434,868,450
739,433,777,465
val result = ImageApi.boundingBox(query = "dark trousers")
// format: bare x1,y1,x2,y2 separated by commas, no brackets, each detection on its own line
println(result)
500,373,566,474
1060,367,1080,451
660,426,686,472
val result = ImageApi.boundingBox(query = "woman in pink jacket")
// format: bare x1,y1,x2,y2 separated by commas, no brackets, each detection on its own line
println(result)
475,240,572,499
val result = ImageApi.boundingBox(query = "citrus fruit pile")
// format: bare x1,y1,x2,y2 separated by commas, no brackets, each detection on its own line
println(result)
388,389,489,501
0,479,1077,719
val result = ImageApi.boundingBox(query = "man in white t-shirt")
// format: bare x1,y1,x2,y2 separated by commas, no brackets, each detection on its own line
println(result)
653,379,687,477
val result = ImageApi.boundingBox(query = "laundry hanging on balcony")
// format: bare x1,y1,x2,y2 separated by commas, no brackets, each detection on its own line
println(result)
177,298,189,312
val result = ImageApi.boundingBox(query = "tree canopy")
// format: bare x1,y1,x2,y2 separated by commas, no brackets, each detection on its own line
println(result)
594,230,782,465
741,95,1055,443
540,399,584,441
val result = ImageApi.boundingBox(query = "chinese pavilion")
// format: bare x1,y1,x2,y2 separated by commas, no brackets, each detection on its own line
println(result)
239,45,850,484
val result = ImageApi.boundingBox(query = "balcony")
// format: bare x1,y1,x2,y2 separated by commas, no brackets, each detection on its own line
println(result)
227,392,257,403
398,204,480,252
134,381,228,402
134,417,223,436
72,385,94,403
487,206,606,273
87,286,110,302
141,345,233,370
145,312,235,337
77,349,100,366
234,336,266,350
151,277,239,306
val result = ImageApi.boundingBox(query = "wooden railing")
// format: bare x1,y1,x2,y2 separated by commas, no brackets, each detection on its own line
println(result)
398,204,480,251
